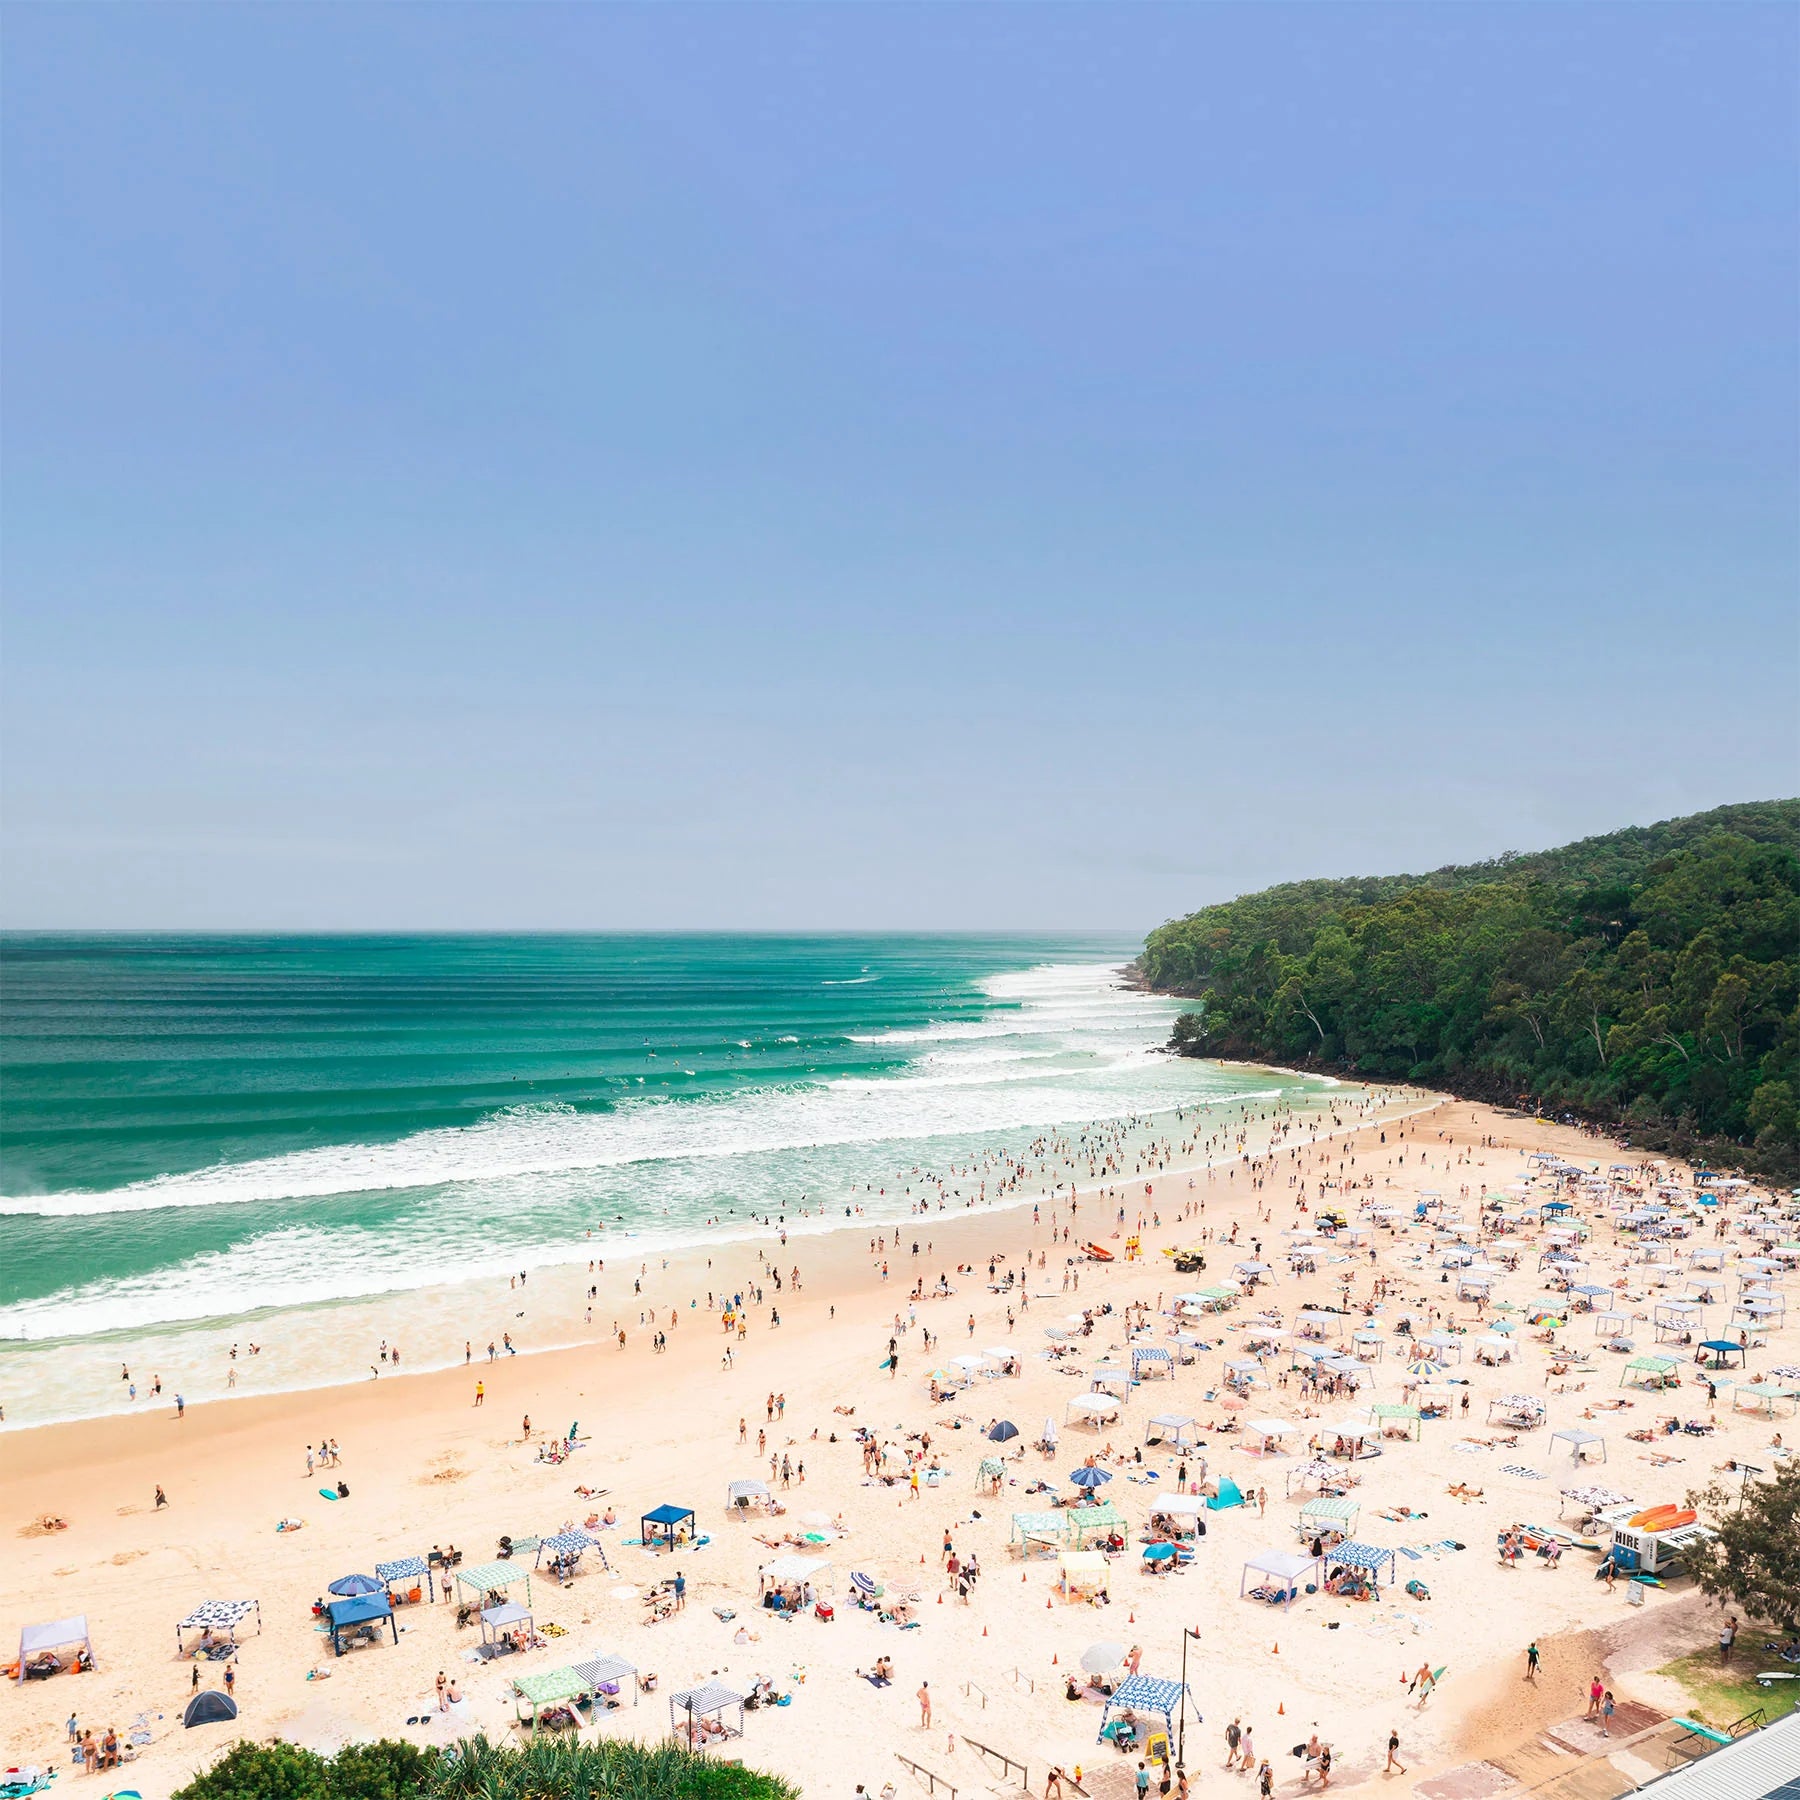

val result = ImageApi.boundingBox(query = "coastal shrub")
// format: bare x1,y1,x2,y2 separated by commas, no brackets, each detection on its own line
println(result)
1682,1462,1800,1635
173,1740,333,1800
1140,800,1800,1177
176,1736,798,1800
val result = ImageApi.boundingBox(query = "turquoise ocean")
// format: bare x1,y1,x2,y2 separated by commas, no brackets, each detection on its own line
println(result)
0,934,1332,1422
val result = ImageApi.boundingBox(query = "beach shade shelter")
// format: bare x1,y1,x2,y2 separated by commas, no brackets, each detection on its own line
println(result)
374,1557,434,1602
327,1573,383,1598
1239,1548,1322,1609
513,1667,593,1731
1284,1459,1342,1495
1654,1301,1705,1342
1549,1428,1606,1465
669,1681,745,1753
1592,1311,1632,1341
535,1530,596,1576
1698,1340,1746,1369
1473,1334,1515,1365
987,1420,1021,1444
1245,1418,1299,1455
760,1555,834,1601
1731,1382,1800,1417
1149,1493,1210,1537
572,1653,639,1707
479,1601,534,1651
1066,1500,1124,1544
1488,1393,1547,1427
1145,1412,1200,1449
326,1592,396,1657
1233,1262,1273,1280
1330,1542,1398,1594
1296,1310,1345,1341
1688,1247,1727,1271
456,1559,533,1608
1090,1366,1133,1401
1561,1484,1635,1516
1081,1641,1128,1676
1423,1331,1464,1363
175,1600,261,1652
1622,1356,1679,1391
728,1480,772,1514
1733,1296,1787,1328
1370,1404,1422,1441
1057,1550,1110,1598
1069,1465,1113,1491
14,1617,94,1682
1010,1511,1070,1557
1351,1330,1383,1363
1457,1273,1496,1302
1131,1345,1174,1380
1066,1393,1122,1429
1098,1675,1192,1747
641,1504,697,1552
182,1691,238,1729
1298,1494,1361,1536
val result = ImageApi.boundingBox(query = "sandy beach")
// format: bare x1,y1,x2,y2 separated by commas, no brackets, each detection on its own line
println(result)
4,1092,1793,1799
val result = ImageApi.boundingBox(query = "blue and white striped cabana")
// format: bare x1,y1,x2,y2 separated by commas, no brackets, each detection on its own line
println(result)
1099,1674,1193,1744
1330,1541,1397,1592
373,1557,434,1601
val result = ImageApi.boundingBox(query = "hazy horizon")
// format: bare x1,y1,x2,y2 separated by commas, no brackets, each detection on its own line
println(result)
5,8,1794,930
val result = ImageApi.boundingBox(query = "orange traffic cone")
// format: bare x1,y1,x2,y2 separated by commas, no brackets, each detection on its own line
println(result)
1128,1611,1136,1624
1052,1654,1058,1665
1278,1701,1285,1715
983,1626,989,1637
1047,1596,1053,1608
1272,1642,1280,1654
937,1593,943,1605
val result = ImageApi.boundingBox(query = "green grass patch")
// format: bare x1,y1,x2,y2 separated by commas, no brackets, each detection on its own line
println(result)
1654,1645,1800,1731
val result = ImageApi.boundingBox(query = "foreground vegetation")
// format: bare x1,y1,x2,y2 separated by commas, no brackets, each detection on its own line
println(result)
1140,801,1800,1177
174,1735,800,1800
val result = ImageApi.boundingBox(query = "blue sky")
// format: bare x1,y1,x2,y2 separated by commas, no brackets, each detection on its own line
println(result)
4,5,1794,929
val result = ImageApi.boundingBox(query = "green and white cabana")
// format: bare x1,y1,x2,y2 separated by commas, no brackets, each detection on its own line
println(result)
514,1666,592,1731
1621,1356,1678,1391
456,1559,532,1608
1731,1381,1799,1417
1297,1493,1360,1536
1370,1403,1421,1441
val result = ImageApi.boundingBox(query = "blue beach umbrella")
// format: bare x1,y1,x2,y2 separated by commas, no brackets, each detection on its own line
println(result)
328,1573,383,1597
987,1421,1020,1443
1142,1542,1179,1562
1069,1466,1112,1490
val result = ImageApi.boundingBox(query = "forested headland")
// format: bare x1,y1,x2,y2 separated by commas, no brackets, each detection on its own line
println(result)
1138,801,1800,1178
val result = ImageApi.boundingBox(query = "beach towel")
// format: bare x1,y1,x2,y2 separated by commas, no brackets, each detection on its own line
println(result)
1499,1466,1545,1480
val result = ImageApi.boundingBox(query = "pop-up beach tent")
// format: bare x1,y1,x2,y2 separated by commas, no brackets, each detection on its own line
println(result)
1298,1494,1361,1536
1329,1541,1397,1594
15,1616,93,1681
374,1557,434,1602
641,1504,696,1552
183,1690,238,1728
1066,1394,1121,1428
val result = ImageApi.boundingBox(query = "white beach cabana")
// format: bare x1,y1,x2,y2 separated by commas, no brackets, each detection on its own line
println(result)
1549,1428,1606,1465
1065,1393,1122,1429
1239,1548,1321,1609
1144,1412,1199,1449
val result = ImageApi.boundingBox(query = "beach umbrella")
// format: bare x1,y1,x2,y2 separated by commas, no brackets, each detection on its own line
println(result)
1080,1641,1127,1674
987,1420,1020,1443
1069,1466,1113,1489
327,1574,382,1597
1142,1542,1180,1563
1405,1354,1440,1376
849,1571,883,1596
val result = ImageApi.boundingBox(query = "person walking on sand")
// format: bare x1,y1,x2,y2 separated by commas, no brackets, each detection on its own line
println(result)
1256,1486,1267,1518
917,1682,932,1728
154,1484,168,1509
1385,1727,1405,1774
474,1380,484,1407
1223,1718,1241,1768
1600,1691,1615,1738
1586,1676,1603,1719
1524,1641,1539,1682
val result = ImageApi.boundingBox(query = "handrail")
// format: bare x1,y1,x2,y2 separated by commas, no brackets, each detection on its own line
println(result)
894,1753,959,1798
960,1680,987,1709
960,1734,1027,1787
1005,1667,1036,1693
